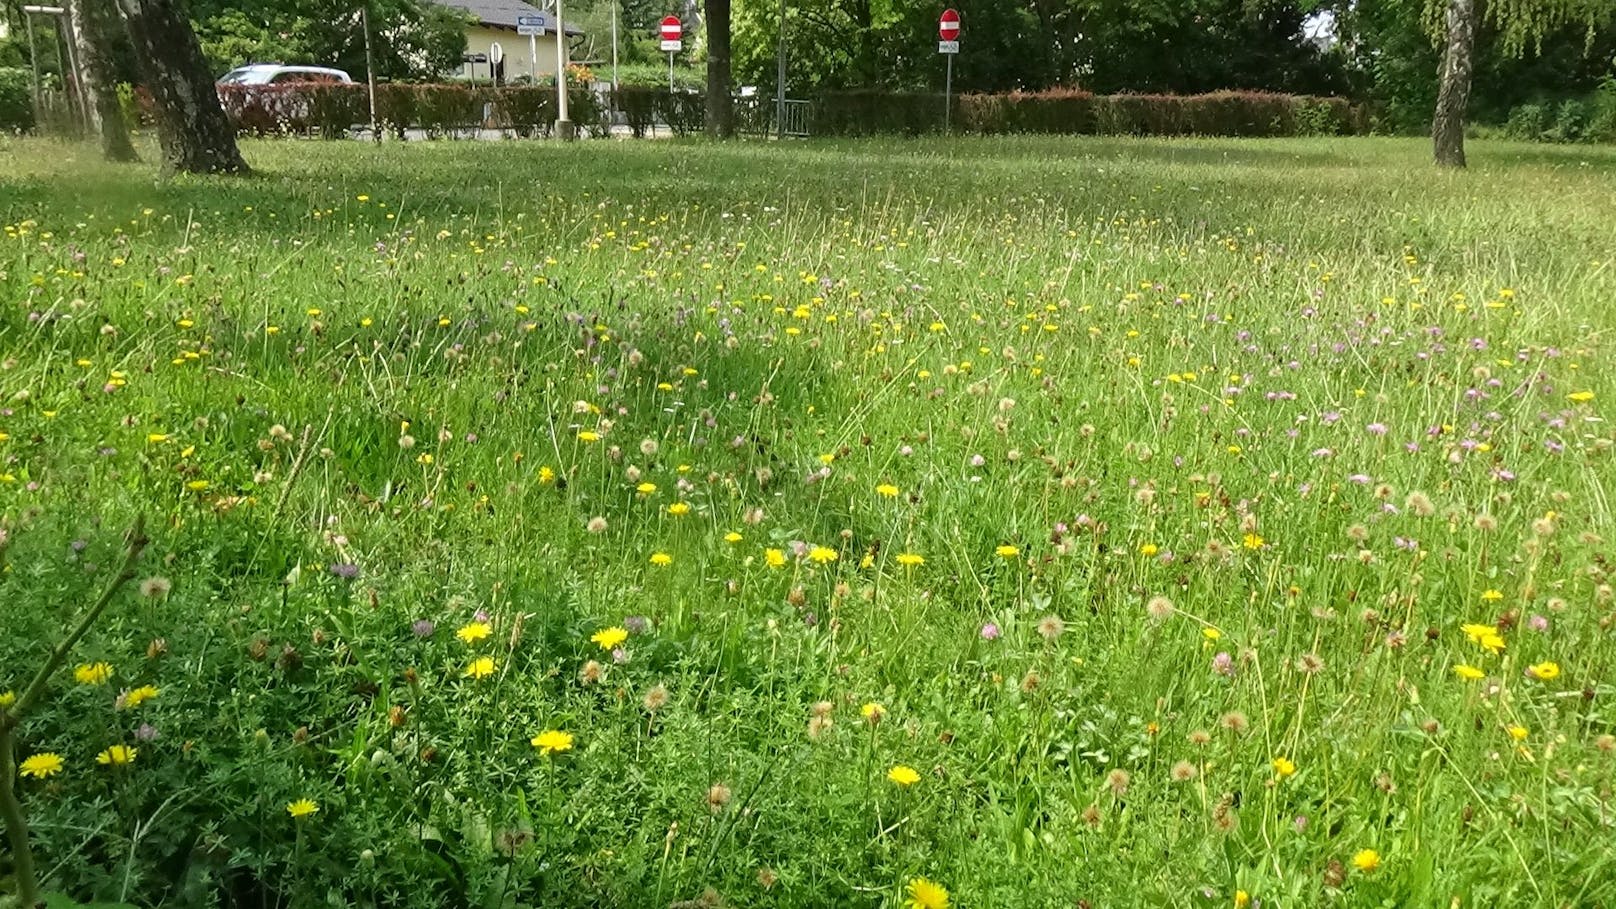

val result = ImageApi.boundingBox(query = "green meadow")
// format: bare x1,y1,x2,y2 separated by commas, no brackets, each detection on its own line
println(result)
2,134,1615,907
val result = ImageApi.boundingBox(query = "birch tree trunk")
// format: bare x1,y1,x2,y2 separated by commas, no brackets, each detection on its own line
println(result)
69,0,139,162
113,0,247,174
1432,0,1476,168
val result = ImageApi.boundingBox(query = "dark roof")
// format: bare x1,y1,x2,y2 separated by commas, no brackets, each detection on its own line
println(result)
433,0,585,35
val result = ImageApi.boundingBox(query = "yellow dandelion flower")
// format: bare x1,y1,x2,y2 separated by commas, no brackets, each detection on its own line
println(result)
576,431,600,443
1234,891,1251,908
904,877,949,909
538,466,556,484
636,482,658,496
1529,661,1560,681
531,729,574,755
1479,632,1506,654
808,546,838,564
723,532,743,544
1460,623,1496,643
1480,589,1504,602
591,627,629,650
649,552,673,567
1567,391,1594,403
286,798,319,818
456,622,492,645
1507,725,1529,741
19,753,63,779
667,502,690,516
875,483,900,498
74,662,113,685
1352,849,1381,873
1241,533,1265,550
765,548,787,568
96,745,137,766
0,690,15,710
1453,664,1485,681
895,553,925,567
121,685,160,709
1272,756,1296,778
887,765,921,786
1202,628,1222,641
463,657,497,679
995,544,1020,558
860,702,886,722
1139,543,1159,556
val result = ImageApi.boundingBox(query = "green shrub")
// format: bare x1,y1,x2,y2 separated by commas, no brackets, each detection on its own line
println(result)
0,66,34,133
1591,75,1616,142
1504,102,1551,141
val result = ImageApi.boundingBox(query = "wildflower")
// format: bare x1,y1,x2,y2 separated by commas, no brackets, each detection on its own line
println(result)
1105,768,1131,796
1036,615,1065,640
456,621,492,644
643,683,670,712
0,690,15,709
286,799,319,818
412,619,436,638
538,466,556,484
1507,725,1529,741
531,730,574,754
75,662,113,685
1454,664,1485,681
1567,391,1594,403
636,482,657,496
861,702,886,724
1352,849,1381,873
995,544,1019,558
887,765,921,786
706,783,733,811
876,483,900,498
96,745,137,766
592,627,629,650
1139,542,1159,556
1528,661,1560,681
139,577,172,598
1202,627,1222,641
1242,533,1265,550
723,531,743,543
1234,891,1251,908
586,516,608,533
120,685,160,709
808,546,838,564
1272,756,1296,778
1480,589,1504,602
649,552,673,567
1170,760,1198,782
1146,596,1174,621
20,753,63,779
895,553,925,567
979,622,1001,640
765,548,787,568
904,877,949,909
576,431,600,443
463,657,497,679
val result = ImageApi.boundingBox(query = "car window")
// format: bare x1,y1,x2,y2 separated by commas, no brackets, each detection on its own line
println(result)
219,68,253,84
270,72,306,84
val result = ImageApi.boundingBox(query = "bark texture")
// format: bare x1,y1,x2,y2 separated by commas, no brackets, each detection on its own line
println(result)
69,0,139,162
113,0,247,174
704,0,733,138
1432,0,1476,168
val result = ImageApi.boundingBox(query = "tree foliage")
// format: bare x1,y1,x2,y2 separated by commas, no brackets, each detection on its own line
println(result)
189,0,470,80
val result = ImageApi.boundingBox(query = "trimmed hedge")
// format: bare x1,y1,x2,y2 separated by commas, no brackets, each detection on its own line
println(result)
813,88,1368,138
208,82,1369,140
216,83,606,138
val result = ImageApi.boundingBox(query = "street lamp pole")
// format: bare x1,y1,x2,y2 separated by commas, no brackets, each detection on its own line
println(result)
775,0,786,138
554,0,574,139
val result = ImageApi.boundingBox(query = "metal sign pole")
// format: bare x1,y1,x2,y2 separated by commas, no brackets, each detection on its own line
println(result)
668,51,674,92
775,0,786,138
611,1,619,92
944,53,952,134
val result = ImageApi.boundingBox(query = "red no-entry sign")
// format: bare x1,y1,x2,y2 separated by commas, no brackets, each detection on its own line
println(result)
938,9,960,41
660,16,682,41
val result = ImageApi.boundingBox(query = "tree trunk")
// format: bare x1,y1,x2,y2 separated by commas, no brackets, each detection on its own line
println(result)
703,0,733,137
69,0,139,162
112,0,247,174
1432,0,1475,168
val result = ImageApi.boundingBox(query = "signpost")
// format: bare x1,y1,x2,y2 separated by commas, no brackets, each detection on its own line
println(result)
489,41,503,85
660,15,682,92
938,8,959,133
517,13,548,84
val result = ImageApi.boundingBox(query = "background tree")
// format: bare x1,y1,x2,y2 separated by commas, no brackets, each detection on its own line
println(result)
188,0,469,81
68,0,138,161
1428,0,1616,166
113,0,247,173
704,0,732,135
